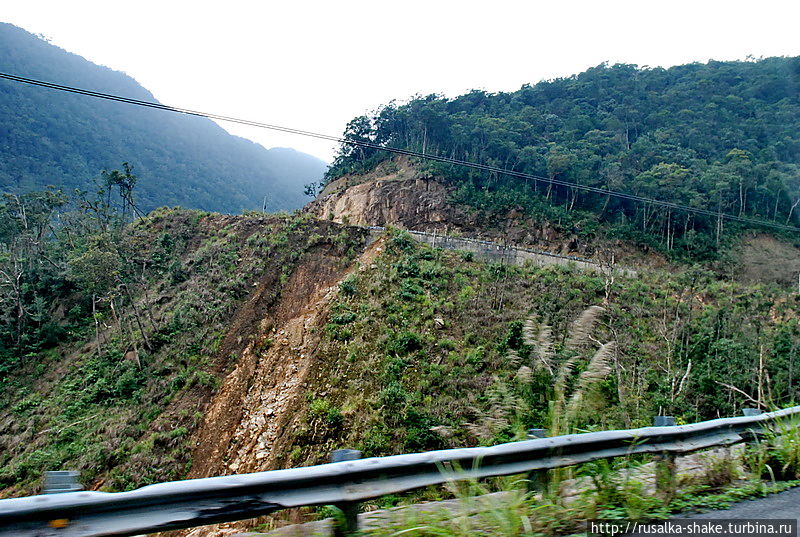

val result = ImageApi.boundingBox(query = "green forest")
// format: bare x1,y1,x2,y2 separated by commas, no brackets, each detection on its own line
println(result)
326,58,800,260
0,23,326,213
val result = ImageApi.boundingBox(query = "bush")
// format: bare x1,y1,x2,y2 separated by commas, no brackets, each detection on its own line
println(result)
399,280,424,301
390,233,416,253
331,312,357,325
308,398,343,427
386,331,422,356
379,382,408,414
339,275,358,296
395,258,420,278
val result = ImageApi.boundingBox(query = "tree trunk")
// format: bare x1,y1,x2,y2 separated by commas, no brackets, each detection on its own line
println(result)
786,198,800,225
93,294,102,358
122,284,152,351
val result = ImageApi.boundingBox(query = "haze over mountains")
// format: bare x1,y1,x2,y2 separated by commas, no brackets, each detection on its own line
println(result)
0,22,326,213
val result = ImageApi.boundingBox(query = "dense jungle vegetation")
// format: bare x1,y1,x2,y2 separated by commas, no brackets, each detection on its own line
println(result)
0,23,326,213
325,57,800,260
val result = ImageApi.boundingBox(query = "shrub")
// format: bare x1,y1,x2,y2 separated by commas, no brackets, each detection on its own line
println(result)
387,331,423,356
308,398,343,427
390,233,416,253
438,338,457,351
399,280,424,301
395,258,420,278
331,312,357,325
379,382,408,414
339,275,359,296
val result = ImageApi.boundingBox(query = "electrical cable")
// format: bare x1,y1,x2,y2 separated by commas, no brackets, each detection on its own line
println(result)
1,71,798,233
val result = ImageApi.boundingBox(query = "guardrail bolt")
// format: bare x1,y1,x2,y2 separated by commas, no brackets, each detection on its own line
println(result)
331,449,361,537
525,429,551,494
653,416,676,501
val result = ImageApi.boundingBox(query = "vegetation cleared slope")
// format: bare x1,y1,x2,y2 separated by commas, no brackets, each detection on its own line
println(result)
0,23,326,212
0,205,366,496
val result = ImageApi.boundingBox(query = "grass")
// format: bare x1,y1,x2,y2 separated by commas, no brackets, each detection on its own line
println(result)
288,228,800,472
3,213,800,509
337,459,800,537
291,423,800,536
0,210,367,495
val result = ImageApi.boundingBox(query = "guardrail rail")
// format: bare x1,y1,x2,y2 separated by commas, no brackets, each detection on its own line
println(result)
1,405,798,537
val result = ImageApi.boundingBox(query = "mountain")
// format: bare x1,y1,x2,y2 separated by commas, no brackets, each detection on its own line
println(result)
0,23,327,212
1,207,798,502
3,53,800,533
325,58,800,261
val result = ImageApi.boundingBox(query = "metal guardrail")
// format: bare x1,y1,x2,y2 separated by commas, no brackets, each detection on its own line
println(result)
366,225,598,265
1,405,798,537
366,226,637,277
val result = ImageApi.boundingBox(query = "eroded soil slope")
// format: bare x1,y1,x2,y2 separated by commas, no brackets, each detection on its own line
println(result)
189,238,384,477
0,210,368,497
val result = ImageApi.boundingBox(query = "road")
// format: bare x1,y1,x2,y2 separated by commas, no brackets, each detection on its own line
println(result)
681,486,800,520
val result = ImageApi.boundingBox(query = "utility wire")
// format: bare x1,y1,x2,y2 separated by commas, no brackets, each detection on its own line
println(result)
1,71,799,234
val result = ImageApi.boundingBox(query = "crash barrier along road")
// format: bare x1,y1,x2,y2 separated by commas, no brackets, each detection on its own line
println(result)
1,405,798,537
365,226,637,277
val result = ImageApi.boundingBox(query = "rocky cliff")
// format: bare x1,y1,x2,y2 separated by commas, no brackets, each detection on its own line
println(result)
305,159,664,267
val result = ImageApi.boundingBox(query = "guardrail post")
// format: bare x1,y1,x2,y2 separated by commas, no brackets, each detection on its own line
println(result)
331,449,361,537
526,428,550,494
740,408,766,452
43,471,82,494
653,416,676,501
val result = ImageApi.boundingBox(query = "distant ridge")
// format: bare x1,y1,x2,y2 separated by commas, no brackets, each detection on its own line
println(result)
0,23,327,213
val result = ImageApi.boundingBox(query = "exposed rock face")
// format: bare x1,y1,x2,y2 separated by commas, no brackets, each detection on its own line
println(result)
305,166,588,256
307,175,454,231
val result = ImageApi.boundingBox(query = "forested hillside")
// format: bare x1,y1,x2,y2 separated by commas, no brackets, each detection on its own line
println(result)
3,47,800,533
2,189,798,497
326,58,800,259
0,23,326,212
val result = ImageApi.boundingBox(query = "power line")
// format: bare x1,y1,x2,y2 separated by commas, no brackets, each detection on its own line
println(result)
1,71,798,234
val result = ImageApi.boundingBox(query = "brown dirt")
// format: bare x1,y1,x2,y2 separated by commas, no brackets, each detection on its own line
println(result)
175,239,386,537
187,238,385,480
735,233,800,286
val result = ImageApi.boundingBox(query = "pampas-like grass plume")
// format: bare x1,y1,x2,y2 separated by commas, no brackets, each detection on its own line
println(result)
549,354,580,436
565,341,616,420
515,365,533,383
535,324,555,375
522,318,537,345
565,305,606,350
522,317,555,375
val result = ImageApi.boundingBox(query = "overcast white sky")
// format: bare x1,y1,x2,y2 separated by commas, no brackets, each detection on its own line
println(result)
3,0,800,162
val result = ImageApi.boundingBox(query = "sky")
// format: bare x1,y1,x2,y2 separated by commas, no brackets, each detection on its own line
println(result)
3,0,800,163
